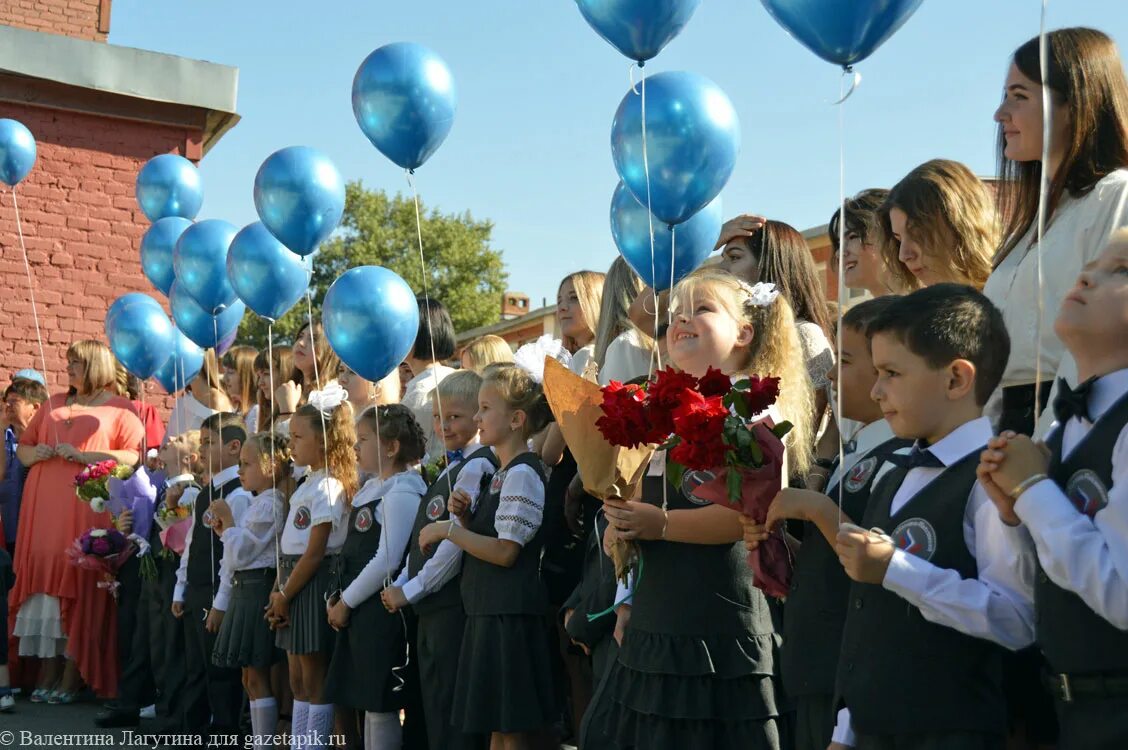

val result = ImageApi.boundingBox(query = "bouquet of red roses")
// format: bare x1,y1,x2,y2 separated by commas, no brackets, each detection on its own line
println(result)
66,527,132,600
597,366,794,597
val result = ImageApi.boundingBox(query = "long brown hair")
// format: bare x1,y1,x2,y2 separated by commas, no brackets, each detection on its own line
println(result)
996,27,1128,263
254,345,294,431
293,318,341,389
878,159,998,290
221,345,259,418
739,221,833,339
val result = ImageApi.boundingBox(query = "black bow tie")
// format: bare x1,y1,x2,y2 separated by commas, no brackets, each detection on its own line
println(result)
887,444,944,470
1053,377,1097,424
842,439,857,455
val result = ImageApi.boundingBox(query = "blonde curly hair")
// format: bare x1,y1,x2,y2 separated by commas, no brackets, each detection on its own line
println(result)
294,401,358,500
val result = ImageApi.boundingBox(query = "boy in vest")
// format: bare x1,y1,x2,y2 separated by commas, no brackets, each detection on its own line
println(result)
979,231,1128,749
381,370,498,750
830,284,1037,749
744,296,911,750
171,412,250,739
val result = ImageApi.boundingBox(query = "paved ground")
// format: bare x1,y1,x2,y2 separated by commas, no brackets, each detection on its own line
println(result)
1,698,201,748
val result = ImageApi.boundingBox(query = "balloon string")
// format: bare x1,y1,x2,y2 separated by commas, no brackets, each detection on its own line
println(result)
1033,0,1049,428
405,170,453,498
303,290,332,495
636,66,663,377
210,316,219,603
9,188,57,445
832,67,862,106
836,68,848,526
268,324,281,587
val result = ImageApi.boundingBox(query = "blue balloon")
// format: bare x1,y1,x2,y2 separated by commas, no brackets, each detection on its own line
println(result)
760,0,923,68
0,119,36,187
140,217,192,296
323,266,419,382
173,219,238,314
576,0,701,62
135,154,203,222
227,222,312,323
352,42,457,171
253,146,345,257
104,293,175,379
611,71,739,226
169,281,245,350
610,182,721,291
152,328,205,394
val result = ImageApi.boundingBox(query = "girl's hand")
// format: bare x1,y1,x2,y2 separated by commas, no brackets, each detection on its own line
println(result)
602,499,665,541
419,521,448,555
205,608,224,634
265,591,290,629
716,214,766,248
327,598,351,630
381,586,408,613
448,489,472,521
275,381,301,413
741,515,769,552
602,522,621,557
210,499,234,534
34,444,55,462
55,443,84,463
613,604,631,646
114,510,134,535
765,488,826,529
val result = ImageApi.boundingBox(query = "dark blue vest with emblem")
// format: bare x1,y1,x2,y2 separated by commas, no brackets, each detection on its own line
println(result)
187,476,243,590
408,447,498,617
835,449,1005,736
1038,392,1128,674
782,436,910,697
459,452,548,617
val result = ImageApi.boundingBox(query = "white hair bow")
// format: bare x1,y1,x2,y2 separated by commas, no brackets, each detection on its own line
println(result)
513,334,572,383
308,381,347,416
745,282,781,308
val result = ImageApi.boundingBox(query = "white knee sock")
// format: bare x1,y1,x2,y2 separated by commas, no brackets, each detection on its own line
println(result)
364,711,402,750
306,702,335,749
290,700,310,750
249,697,279,750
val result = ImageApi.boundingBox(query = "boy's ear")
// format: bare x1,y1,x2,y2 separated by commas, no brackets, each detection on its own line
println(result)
946,359,977,401
227,439,243,456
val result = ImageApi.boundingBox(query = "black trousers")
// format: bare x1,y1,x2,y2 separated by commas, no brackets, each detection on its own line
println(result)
115,555,156,711
417,606,482,750
181,583,242,730
793,693,834,750
1056,696,1128,750
401,609,430,750
154,553,186,723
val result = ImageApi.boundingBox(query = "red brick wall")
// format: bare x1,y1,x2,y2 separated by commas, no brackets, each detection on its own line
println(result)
0,102,200,407
1,0,111,42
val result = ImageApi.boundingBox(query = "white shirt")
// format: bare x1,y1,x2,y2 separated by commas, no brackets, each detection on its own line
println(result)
166,392,217,441
833,416,1037,746
1014,367,1128,629
402,364,455,459
173,464,252,605
340,472,426,608
214,488,282,611
281,469,349,556
391,444,496,604
598,329,652,387
570,344,596,380
494,462,546,546
244,404,260,436
984,169,1128,438
825,419,897,494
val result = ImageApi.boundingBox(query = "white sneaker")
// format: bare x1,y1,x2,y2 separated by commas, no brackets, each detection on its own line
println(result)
0,694,14,712
139,704,156,719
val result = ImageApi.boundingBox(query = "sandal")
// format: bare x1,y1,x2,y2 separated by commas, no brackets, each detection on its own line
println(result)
29,688,51,703
47,690,77,705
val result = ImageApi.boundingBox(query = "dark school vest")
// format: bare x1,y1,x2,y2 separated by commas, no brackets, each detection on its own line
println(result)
1038,391,1128,674
459,452,548,617
836,450,1006,736
782,436,911,697
407,447,498,616
186,476,243,590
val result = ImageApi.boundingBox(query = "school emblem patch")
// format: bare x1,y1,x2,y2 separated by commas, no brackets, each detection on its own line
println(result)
844,457,878,494
293,506,311,531
354,507,374,533
489,470,506,495
426,495,446,521
1066,469,1109,519
680,470,717,506
891,518,937,561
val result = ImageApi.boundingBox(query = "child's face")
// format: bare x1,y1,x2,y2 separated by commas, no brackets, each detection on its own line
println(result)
199,428,230,472
667,291,752,378
222,365,240,400
238,443,271,494
1054,237,1128,353
288,415,321,468
870,332,955,442
434,395,478,452
158,438,187,471
828,325,883,424
719,239,761,284
841,231,882,291
474,382,518,447
339,366,373,406
3,393,38,431
354,418,387,474
556,279,592,341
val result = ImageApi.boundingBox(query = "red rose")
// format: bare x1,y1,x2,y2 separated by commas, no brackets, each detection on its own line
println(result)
741,376,781,416
669,393,728,469
669,437,725,471
597,381,650,447
646,368,698,441
697,367,732,398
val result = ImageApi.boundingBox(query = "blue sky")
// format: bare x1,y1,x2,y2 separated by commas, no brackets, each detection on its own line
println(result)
111,1,1128,309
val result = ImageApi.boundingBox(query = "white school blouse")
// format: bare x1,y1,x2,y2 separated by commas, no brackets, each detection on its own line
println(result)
214,488,284,611
280,469,349,556
984,169,1128,437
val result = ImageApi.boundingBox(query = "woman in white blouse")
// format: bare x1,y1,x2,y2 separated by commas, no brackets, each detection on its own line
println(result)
594,258,653,387
986,27,1128,439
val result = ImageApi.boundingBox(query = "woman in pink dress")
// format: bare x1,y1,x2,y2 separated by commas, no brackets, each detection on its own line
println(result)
11,340,144,702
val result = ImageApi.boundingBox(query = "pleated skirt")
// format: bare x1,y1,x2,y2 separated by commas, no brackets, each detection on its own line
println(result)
274,554,336,655
212,567,283,669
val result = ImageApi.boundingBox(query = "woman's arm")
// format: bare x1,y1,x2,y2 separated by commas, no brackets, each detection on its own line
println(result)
539,424,566,468
76,449,139,466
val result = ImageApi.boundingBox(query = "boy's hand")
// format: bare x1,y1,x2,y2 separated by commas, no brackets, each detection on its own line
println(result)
210,499,234,534
380,586,408,613
171,601,184,619
836,527,895,584
740,515,769,552
448,489,472,521
978,434,1022,527
987,434,1051,500
205,608,223,634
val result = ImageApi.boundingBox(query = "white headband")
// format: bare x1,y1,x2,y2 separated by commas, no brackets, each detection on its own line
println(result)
513,334,572,383
307,381,347,416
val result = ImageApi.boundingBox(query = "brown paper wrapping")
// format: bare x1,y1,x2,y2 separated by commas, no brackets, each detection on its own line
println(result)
542,358,654,583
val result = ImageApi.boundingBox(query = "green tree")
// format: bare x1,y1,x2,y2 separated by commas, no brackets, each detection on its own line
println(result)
239,181,508,347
